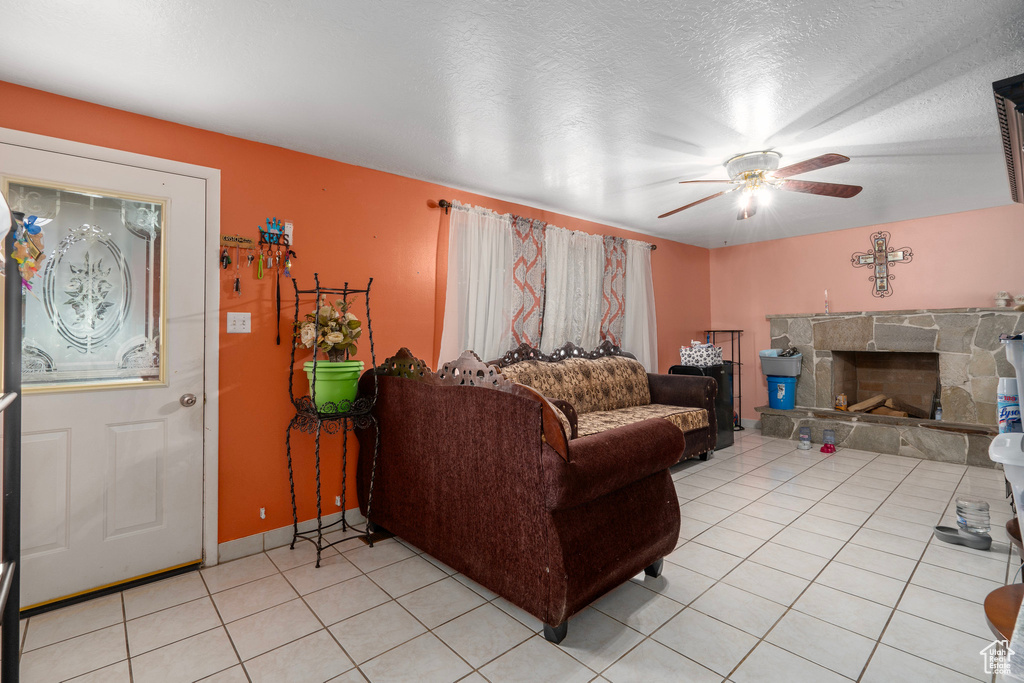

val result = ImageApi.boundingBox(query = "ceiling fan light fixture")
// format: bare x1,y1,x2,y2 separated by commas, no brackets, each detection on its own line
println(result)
725,151,781,180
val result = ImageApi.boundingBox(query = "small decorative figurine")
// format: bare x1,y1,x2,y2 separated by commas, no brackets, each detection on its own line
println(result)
11,215,46,288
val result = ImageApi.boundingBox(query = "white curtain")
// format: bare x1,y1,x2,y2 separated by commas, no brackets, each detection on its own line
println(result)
438,202,514,365
622,239,658,371
540,227,604,354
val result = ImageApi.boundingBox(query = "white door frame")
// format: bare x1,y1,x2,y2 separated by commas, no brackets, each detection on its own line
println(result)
0,126,222,567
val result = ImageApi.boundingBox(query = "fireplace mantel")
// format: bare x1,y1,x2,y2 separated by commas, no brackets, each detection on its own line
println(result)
766,307,1013,320
761,308,1024,465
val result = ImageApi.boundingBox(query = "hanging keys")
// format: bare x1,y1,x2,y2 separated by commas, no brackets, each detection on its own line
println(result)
220,249,231,269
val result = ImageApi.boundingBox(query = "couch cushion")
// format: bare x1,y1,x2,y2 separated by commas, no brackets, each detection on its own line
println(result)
576,404,709,438
500,355,651,414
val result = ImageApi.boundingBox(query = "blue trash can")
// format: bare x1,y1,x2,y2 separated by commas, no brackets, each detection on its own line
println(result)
767,375,798,410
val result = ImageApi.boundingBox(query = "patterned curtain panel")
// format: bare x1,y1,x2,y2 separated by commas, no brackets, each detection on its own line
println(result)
600,236,627,344
509,215,547,347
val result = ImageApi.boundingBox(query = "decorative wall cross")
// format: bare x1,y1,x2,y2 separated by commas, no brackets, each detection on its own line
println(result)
851,231,913,297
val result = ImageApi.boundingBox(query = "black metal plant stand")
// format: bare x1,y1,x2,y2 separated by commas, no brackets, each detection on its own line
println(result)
285,274,380,567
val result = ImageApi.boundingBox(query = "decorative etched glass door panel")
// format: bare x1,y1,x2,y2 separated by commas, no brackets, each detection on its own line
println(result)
5,179,165,388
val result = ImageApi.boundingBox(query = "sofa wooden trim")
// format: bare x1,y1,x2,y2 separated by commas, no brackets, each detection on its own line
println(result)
491,339,635,367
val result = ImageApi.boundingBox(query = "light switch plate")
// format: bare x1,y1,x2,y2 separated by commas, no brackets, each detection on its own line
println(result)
227,312,251,334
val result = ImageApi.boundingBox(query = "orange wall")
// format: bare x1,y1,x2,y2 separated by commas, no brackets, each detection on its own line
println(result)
709,203,1024,420
0,81,710,543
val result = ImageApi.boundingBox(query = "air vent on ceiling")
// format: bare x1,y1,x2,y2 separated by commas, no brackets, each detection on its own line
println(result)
994,73,1024,204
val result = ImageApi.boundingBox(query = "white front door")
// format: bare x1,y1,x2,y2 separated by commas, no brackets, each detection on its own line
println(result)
1,141,207,608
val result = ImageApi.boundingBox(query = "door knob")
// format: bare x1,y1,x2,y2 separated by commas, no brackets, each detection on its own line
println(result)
180,393,198,407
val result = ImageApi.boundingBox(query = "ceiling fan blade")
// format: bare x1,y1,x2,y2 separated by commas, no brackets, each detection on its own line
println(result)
658,188,737,219
737,195,757,220
772,153,850,179
778,179,863,198
678,179,733,184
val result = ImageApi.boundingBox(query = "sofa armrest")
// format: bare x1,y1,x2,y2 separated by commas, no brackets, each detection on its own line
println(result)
547,399,578,439
647,373,718,436
544,419,685,510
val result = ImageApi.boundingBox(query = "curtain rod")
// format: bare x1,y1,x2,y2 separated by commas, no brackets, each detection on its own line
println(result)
434,199,656,250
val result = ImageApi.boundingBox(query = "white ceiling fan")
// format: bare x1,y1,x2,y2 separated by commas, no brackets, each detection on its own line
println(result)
659,151,864,221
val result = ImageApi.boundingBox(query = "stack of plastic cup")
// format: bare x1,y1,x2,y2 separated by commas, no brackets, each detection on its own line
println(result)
956,497,991,536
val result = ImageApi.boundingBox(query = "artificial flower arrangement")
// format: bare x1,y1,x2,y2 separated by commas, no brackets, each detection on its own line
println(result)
296,297,362,362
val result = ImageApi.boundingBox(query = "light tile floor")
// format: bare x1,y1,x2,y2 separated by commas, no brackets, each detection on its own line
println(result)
15,430,1015,682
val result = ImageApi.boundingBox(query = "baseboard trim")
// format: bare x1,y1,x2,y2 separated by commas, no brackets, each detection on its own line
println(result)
216,507,368,564
740,417,761,430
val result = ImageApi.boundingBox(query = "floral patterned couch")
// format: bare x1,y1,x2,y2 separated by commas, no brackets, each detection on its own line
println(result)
493,342,718,461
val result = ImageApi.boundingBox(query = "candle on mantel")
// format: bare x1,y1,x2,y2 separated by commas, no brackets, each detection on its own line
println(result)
825,289,830,314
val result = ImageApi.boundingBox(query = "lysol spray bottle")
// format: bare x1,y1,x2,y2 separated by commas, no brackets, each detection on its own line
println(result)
998,377,1022,433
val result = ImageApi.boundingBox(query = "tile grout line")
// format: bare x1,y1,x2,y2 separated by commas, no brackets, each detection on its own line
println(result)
221,544,531,681
21,588,217,659
640,447,1000,682
678,444,866,573
199,562,254,682
637,440,862,679
289,553,371,683
852,463,977,682
714,447,905,682
701,449,995,681
210,549,367,679
122,592,135,683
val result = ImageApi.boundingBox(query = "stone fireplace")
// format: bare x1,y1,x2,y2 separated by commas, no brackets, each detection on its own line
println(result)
757,308,1024,466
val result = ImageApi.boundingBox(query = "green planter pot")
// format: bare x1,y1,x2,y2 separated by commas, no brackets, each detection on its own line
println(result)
303,360,365,412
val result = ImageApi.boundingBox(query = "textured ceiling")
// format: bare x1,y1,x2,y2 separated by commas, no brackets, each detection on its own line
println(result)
1,0,1022,248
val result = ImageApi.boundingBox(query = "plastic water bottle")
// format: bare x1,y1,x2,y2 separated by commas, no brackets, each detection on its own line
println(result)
956,497,991,536
998,377,1022,433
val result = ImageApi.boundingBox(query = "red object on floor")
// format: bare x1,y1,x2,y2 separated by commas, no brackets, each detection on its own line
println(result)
820,444,836,453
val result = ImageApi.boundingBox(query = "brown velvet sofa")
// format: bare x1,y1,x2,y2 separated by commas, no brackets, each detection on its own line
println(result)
355,344,712,643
